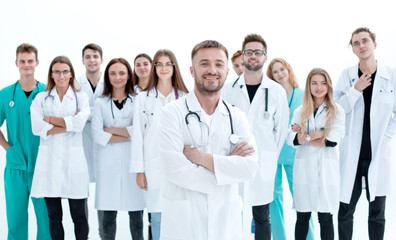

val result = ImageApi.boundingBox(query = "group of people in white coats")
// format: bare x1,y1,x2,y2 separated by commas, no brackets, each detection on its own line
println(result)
225,28,395,240
0,26,395,240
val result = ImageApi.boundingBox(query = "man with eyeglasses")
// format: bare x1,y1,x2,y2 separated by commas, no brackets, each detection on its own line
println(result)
223,34,289,239
0,43,51,240
160,40,258,239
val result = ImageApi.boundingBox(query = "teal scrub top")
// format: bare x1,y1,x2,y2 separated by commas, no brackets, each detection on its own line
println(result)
278,87,304,165
0,81,45,172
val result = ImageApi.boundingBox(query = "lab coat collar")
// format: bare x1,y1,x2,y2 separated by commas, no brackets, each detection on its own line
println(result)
79,73,104,86
49,86,76,100
236,72,273,88
316,101,328,116
186,91,229,116
348,61,390,82
145,87,179,98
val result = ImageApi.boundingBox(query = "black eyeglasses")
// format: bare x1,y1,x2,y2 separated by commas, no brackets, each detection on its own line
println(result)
243,49,266,57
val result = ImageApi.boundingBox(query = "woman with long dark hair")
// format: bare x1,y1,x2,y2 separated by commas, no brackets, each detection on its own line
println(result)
92,58,145,240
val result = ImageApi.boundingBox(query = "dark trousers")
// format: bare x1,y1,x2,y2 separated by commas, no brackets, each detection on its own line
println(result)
44,197,89,240
338,157,386,240
252,203,271,240
102,210,144,240
295,212,334,240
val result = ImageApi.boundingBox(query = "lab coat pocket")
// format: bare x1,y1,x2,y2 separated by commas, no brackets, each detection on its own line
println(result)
69,147,88,173
293,158,308,185
5,142,26,170
161,197,192,239
259,150,277,181
377,136,392,194
322,158,339,187
145,169,162,190
35,146,49,171
377,89,394,106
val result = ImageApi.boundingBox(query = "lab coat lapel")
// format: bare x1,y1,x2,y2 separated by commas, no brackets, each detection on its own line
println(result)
249,75,270,113
235,74,251,110
371,63,391,102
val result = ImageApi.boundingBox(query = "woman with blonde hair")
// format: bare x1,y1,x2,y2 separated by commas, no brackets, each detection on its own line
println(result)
287,68,345,240
267,58,314,239
130,49,188,240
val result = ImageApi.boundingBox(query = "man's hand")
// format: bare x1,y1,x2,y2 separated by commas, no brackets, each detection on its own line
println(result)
136,172,147,190
354,73,372,92
230,142,254,157
183,146,214,172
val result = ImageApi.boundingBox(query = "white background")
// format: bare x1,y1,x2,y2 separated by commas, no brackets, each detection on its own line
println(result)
0,0,395,239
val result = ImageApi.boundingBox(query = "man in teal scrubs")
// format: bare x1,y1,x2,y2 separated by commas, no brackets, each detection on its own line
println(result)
0,43,51,240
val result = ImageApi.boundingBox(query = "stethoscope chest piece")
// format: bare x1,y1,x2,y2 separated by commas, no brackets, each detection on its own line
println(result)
9,101,14,108
263,111,270,119
230,134,239,144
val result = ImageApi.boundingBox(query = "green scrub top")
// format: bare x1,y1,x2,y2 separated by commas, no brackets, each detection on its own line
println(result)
0,81,45,172
278,87,304,165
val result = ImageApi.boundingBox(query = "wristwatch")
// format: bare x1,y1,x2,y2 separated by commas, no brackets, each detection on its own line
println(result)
305,134,311,143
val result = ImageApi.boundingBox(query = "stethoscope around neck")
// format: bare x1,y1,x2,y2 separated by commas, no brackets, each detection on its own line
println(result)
306,105,328,135
9,80,40,108
44,88,79,115
232,78,270,119
143,86,179,116
110,95,133,119
184,99,239,147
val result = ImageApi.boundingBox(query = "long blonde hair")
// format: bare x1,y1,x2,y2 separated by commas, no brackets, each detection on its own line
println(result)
300,68,338,140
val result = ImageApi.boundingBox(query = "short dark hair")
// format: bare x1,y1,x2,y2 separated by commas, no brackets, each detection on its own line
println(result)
242,34,267,54
349,27,376,45
16,43,38,60
191,40,228,61
82,43,103,59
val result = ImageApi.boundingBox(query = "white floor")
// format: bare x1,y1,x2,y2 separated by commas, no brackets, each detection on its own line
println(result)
0,139,395,239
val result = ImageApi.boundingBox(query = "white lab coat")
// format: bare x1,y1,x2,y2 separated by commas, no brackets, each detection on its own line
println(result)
335,62,396,203
30,87,90,198
286,103,345,213
92,95,145,211
222,74,289,206
160,91,258,240
77,74,105,182
130,88,185,212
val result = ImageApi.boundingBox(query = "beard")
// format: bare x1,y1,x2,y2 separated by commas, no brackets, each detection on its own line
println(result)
194,73,225,96
244,60,264,72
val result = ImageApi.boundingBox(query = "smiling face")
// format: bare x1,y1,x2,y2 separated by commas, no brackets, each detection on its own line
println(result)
310,74,328,102
271,61,289,85
108,62,129,91
52,63,72,91
351,31,377,61
16,52,39,77
191,47,229,95
83,49,103,74
155,55,174,82
134,57,151,79
243,42,267,72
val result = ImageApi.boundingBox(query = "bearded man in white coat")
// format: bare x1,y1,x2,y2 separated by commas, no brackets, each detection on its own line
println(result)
160,40,259,240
